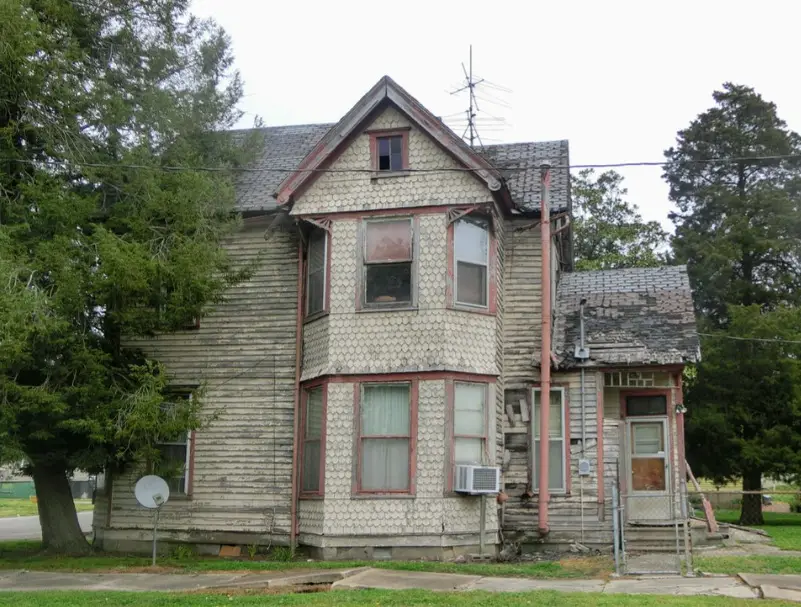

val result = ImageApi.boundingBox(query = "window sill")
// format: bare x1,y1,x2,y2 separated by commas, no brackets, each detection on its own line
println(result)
299,494,324,500
303,310,329,325
357,305,417,314
371,170,411,180
449,303,495,316
168,495,192,502
351,492,416,500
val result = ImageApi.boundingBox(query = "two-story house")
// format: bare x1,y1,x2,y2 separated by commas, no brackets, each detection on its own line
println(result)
93,77,699,560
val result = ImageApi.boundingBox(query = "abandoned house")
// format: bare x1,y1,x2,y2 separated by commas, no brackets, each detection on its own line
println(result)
93,77,700,559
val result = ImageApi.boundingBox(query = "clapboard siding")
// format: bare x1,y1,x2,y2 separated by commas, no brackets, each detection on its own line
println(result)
502,219,542,389
97,216,299,546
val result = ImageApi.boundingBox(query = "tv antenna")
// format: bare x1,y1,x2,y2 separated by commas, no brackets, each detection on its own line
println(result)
449,46,511,148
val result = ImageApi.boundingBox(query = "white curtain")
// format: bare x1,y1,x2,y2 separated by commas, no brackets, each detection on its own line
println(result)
454,383,485,464
361,385,410,491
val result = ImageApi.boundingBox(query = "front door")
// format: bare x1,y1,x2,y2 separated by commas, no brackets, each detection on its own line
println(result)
625,417,672,522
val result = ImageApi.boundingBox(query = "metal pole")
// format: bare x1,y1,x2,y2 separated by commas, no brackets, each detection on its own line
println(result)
479,495,486,556
152,507,160,567
611,483,620,575
681,479,694,576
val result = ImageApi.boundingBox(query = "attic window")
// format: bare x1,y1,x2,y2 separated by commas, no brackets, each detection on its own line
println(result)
378,136,403,171
369,129,409,173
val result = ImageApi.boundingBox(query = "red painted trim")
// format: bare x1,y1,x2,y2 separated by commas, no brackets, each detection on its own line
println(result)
446,380,491,492
328,371,497,384
187,430,196,496
446,213,497,314
353,379,418,495
619,388,674,494
368,129,410,171
293,204,493,221
298,383,328,498
290,239,304,544
596,377,605,506
676,372,687,484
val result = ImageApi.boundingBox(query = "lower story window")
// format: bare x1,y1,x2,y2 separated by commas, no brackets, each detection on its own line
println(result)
453,382,487,465
155,432,191,496
359,383,412,492
300,386,324,494
532,387,566,492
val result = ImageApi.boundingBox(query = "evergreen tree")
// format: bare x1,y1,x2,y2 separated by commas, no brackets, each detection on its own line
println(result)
665,83,801,524
0,0,256,552
572,169,668,270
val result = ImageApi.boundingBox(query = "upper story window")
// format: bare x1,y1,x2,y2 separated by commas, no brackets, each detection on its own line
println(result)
454,217,490,308
306,229,327,316
363,218,413,307
369,129,409,173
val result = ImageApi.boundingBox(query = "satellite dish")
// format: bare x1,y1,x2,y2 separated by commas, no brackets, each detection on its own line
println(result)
135,475,170,509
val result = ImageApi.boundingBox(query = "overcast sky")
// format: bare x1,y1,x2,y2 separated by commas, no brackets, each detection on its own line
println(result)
192,0,800,230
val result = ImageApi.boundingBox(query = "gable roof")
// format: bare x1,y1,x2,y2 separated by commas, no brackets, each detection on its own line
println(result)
230,78,570,215
553,265,700,368
273,76,507,208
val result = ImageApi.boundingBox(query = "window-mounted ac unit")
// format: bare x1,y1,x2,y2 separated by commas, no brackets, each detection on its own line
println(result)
454,465,501,495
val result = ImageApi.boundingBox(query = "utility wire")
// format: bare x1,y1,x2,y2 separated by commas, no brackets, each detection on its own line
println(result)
2,154,800,175
698,333,801,345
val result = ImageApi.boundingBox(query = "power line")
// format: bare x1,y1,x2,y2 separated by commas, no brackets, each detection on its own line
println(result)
2,154,799,176
698,333,801,345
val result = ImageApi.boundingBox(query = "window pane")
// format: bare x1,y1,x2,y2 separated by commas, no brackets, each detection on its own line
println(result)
533,390,564,437
362,438,409,490
455,437,483,464
390,151,403,171
301,440,321,492
626,395,667,416
454,219,489,264
456,261,487,306
378,137,390,157
305,388,323,439
365,263,412,303
389,136,402,154
454,383,485,435
365,220,411,262
534,439,565,491
362,384,410,436
156,443,187,495
632,422,663,455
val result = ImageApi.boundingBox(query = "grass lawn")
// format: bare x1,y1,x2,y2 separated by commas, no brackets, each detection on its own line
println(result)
0,591,777,607
0,540,612,579
0,500,93,518
696,555,801,575
714,509,801,551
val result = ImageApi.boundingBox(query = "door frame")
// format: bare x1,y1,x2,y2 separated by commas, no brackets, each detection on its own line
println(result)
619,389,675,499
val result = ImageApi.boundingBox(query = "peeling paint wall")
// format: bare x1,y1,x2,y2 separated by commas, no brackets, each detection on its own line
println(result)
95,218,298,548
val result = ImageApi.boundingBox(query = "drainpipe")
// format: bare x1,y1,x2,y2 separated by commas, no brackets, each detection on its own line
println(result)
538,163,552,534
289,234,305,552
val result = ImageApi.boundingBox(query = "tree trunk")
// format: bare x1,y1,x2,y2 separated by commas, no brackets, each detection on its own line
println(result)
31,464,91,554
740,470,764,526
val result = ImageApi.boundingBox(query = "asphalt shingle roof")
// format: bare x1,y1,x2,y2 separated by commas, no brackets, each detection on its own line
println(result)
553,266,700,367
231,125,569,214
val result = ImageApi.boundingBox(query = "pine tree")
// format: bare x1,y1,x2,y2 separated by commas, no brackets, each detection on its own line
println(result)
0,0,256,552
665,83,801,524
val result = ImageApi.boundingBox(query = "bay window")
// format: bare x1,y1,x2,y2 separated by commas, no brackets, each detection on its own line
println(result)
453,382,487,465
306,229,327,316
454,217,489,308
363,218,413,307
300,386,325,495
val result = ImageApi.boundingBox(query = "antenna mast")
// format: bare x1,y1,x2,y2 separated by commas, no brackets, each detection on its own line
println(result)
450,45,484,148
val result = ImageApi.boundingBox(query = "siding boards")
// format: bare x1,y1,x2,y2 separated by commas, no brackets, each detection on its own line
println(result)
103,217,299,544
502,219,542,389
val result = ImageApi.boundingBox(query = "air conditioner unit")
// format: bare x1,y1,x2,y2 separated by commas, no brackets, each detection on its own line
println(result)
454,465,501,495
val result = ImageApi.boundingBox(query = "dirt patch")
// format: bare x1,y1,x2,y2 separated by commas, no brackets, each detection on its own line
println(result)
764,502,791,513
556,556,614,579
184,584,332,596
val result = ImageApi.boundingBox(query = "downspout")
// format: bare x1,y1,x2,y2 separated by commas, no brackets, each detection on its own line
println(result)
290,234,305,552
538,163,552,534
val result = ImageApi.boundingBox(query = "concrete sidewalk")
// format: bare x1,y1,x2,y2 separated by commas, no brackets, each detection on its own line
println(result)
3,567,800,600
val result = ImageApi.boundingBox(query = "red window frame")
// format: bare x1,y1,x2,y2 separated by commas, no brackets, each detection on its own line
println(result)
299,383,327,498
304,227,331,320
357,216,417,310
353,380,418,495
447,213,497,314
368,128,410,172
446,380,491,492
530,383,571,495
